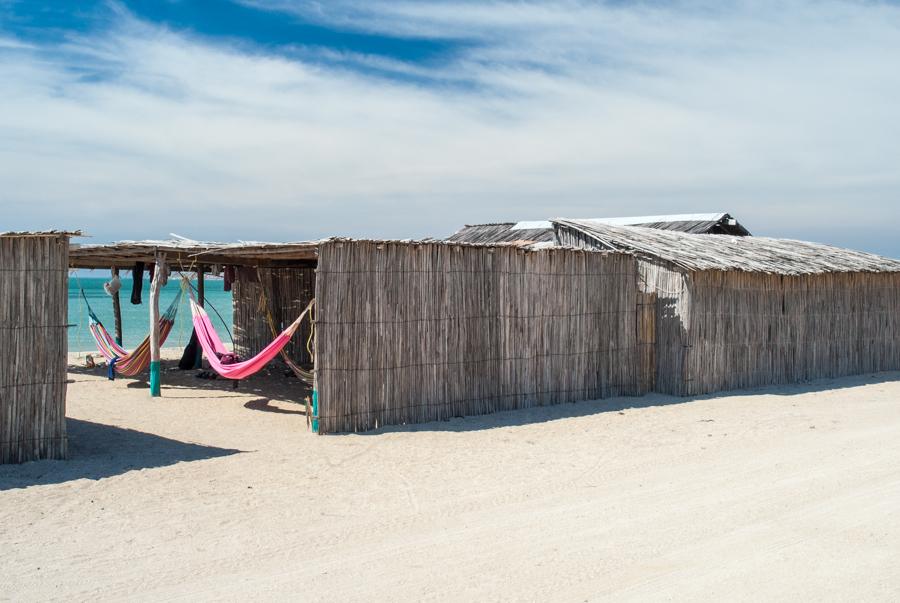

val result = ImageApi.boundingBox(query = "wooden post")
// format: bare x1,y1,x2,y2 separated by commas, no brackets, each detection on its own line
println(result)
194,266,205,369
111,266,124,346
149,251,165,397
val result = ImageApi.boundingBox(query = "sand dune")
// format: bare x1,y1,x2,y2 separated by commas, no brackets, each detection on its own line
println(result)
2,357,899,601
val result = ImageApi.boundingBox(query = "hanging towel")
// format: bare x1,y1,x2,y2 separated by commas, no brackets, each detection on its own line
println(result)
131,262,145,305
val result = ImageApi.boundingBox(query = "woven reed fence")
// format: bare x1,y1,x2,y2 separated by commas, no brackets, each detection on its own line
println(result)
232,266,316,366
0,234,69,463
313,240,642,433
680,270,900,395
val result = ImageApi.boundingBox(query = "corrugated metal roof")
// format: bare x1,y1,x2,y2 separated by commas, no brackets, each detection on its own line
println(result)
449,212,750,243
553,219,900,275
590,213,726,226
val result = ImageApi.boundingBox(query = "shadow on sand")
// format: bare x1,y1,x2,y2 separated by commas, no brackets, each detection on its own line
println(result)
347,371,900,436
243,397,307,415
0,418,242,491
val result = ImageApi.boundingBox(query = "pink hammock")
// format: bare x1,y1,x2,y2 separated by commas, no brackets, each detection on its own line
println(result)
190,295,309,380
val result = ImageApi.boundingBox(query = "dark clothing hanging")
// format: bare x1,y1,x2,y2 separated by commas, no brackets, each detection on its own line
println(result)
130,262,145,305
178,331,200,370
223,265,235,292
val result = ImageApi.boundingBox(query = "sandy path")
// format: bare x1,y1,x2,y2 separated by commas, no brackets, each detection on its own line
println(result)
1,358,899,601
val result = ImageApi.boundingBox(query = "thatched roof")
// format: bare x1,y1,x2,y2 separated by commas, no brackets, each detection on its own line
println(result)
69,238,223,268
446,222,556,244
0,230,82,238
70,235,573,269
447,212,750,244
553,219,900,275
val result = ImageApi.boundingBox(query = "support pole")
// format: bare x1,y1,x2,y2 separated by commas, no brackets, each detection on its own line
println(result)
194,266,205,369
149,251,165,397
111,266,124,346
311,389,319,434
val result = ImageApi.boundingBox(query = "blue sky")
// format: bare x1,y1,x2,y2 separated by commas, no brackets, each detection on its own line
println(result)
1,0,899,256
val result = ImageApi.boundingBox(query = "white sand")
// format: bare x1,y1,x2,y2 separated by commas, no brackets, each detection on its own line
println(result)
2,355,899,601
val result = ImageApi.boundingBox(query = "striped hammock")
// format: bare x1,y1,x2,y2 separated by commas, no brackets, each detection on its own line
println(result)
83,287,184,378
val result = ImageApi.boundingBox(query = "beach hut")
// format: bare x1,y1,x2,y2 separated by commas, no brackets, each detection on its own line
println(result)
447,212,750,244
201,238,652,433
73,238,651,433
1,231,78,463
553,219,900,396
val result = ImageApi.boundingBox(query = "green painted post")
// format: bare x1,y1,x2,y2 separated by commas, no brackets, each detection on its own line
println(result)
149,360,161,396
311,389,319,433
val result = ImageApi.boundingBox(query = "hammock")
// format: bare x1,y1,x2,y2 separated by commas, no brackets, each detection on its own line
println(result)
256,286,315,384
83,287,184,378
190,293,312,380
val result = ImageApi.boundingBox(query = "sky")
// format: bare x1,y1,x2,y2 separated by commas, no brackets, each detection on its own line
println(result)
1,0,899,256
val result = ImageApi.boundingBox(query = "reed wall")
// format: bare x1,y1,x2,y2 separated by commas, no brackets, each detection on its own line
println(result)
313,240,641,433
0,235,69,463
681,270,900,396
637,260,693,396
556,224,900,396
232,266,316,367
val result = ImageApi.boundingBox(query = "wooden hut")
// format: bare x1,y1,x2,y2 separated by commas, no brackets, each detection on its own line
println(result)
447,212,750,244
553,219,900,396
210,238,651,434
1,231,78,463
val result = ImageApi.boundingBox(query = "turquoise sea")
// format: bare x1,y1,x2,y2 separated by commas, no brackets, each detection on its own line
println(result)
69,276,233,353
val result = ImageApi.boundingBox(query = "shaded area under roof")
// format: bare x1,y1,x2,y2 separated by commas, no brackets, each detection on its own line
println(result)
552,219,900,275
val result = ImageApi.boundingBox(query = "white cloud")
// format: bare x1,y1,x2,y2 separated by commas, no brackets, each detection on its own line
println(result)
1,1,899,255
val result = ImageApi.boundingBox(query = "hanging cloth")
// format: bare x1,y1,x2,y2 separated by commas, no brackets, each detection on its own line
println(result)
178,330,200,370
131,262,145,305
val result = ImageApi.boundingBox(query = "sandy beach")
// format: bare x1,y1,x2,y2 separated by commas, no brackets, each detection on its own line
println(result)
1,354,898,601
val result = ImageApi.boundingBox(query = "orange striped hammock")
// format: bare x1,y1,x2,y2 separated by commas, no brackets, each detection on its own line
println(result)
82,287,184,378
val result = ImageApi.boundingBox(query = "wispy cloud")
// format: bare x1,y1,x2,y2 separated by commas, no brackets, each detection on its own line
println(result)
1,1,899,254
